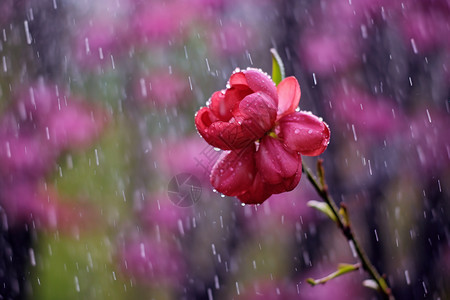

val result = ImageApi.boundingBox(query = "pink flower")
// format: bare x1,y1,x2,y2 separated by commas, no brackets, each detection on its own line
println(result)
154,135,217,183
0,113,57,177
14,83,108,151
117,236,185,286
209,22,253,56
195,70,330,204
0,181,97,231
139,194,190,233
73,20,126,68
398,2,450,53
195,69,279,150
131,1,194,45
328,86,404,138
300,29,359,75
407,108,450,173
134,70,189,108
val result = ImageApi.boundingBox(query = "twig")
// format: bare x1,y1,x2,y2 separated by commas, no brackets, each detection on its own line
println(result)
303,160,394,300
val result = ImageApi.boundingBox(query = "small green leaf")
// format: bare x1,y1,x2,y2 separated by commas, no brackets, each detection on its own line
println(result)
270,48,285,85
339,203,350,227
306,278,317,286
363,279,380,291
306,263,360,286
337,263,360,273
307,200,337,222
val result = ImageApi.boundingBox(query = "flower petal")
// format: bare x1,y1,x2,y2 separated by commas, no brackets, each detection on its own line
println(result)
238,92,277,139
277,76,301,119
243,69,278,101
229,71,248,85
210,145,256,197
195,106,229,149
267,159,302,194
279,111,330,156
208,90,230,120
255,136,301,184
237,172,272,205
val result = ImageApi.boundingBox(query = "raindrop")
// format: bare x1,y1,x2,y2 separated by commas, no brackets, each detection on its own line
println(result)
178,219,185,235
348,240,357,257
426,109,432,123
84,38,90,54
422,281,428,294
205,58,211,72
374,229,379,242
207,288,213,300
184,45,189,59
404,270,411,285
94,148,100,166
410,38,418,54
24,21,32,44
74,276,80,292
29,248,36,266
188,76,193,90
361,25,368,39
351,124,358,142
214,275,220,289
140,242,146,258
5,141,11,158
110,55,115,69
2,56,6,72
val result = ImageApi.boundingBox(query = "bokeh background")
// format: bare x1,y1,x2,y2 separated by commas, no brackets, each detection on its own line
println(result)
0,0,449,299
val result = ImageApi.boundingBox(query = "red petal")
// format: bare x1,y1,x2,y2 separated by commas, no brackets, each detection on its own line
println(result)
267,159,302,194
210,145,256,197
277,77,301,120
279,111,330,156
242,69,278,102
195,108,265,150
239,92,277,136
237,172,272,205
195,107,229,149
229,71,248,86
255,136,301,184
208,91,231,120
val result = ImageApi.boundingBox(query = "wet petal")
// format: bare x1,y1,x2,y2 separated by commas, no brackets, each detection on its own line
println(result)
229,71,248,86
237,172,272,205
195,107,229,149
255,136,301,184
208,90,230,120
279,111,330,156
210,145,256,197
238,92,277,138
277,76,301,119
195,107,263,150
243,69,278,101
267,160,302,194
